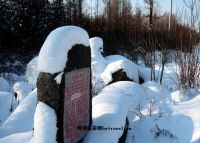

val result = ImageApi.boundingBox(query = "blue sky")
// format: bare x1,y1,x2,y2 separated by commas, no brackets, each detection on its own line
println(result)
84,0,191,17
131,0,186,14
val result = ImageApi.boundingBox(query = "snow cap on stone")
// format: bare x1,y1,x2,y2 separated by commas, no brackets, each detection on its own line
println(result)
101,60,139,84
38,26,90,74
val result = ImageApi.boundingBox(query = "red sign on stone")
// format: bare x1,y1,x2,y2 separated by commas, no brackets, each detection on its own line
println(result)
64,68,90,143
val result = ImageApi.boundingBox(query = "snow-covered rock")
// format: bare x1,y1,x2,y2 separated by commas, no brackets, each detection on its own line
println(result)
90,37,107,95
90,37,140,95
13,82,35,102
90,37,104,53
32,102,57,143
0,89,37,137
38,26,89,74
90,37,107,75
101,59,139,84
26,56,38,84
0,77,10,92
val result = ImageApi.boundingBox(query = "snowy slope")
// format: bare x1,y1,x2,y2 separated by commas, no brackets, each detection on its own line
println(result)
0,131,32,143
84,81,169,143
0,77,10,92
0,92,16,126
0,89,37,138
172,94,200,142
126,82,200,143
83,82,131,143
128,114,194,143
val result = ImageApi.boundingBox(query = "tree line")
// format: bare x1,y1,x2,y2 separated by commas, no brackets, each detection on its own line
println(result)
0,0,199,55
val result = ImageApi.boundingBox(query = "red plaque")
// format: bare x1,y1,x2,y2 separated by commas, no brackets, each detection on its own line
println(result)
64,68,90,143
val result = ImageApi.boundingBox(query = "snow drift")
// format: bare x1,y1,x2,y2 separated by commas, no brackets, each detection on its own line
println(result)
31,102,57,143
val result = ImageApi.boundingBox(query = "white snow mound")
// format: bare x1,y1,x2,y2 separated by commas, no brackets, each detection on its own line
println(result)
13,81,35,102
90,37,104,53
0,89,37,137
0,131,32,143
32,102,57,143
84,82,132,143
101,60,139,84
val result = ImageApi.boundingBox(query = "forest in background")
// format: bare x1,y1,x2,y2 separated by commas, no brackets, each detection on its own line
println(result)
1,0,200,55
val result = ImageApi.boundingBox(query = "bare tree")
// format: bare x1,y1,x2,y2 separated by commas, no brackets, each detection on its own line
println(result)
168,0,173,31
144,0,154,31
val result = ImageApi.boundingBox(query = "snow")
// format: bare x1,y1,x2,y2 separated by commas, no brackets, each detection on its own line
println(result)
125,81,199,143
90,37,107,95
31,102,57,143
0,131,32,143
1,32,200,143
13,81,35,102
1,73,26,88
101,60,139,84
0,92,16,126
38,26,90,74
172,94,200,142
90,37,107,76
138,66,152,82
105,55,132,63
54,72,63,84
0,89,37,138
26,56,38,84
104,55,139,84
85,81,168,143
90,37,139,95
83,82,131,143
130,115,194,143
0,77,10,92
138,63,179,91
90,37,104,53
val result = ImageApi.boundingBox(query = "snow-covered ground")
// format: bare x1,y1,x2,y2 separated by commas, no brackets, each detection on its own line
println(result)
0,28,200,143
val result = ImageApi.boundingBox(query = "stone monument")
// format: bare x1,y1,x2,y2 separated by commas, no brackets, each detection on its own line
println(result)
37,26,92,143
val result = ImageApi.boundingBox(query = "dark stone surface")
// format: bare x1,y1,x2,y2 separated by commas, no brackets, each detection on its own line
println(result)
37,44,91,143
65,45,91,72
65,44,92,127
139,76,144,84
108,69,132,85
37,72,62,111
